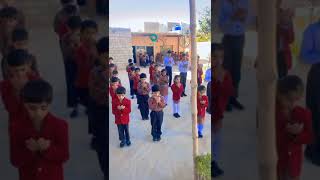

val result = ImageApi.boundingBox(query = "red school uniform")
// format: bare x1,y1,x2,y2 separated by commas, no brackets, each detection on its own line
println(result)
109,84,122,102
149,66,155,84
197,94,209,118
126,65,132,77
10,113,69,180
197,68,203,84
75,42,96,89
0,73,40,124
112,97,131,125
133,73,140,90
171,83,184,103
277,23,294,70
212,71,234,125
276,106,313,178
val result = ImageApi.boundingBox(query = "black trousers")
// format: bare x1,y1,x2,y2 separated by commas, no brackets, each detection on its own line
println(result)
94,108,107,179
165,66,173,86
206,81,212,114
277,52,288,79
64,60,78,108
117,124,130,142
88,99,107,136
150,111,164,138
180,72,187,94
77,88,89,108
129,79,134,96
305,63,320,162
139,94,149,119
222,34,245,98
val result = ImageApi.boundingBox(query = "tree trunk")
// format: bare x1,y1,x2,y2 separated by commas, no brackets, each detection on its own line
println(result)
189,0,199,179
256,0,278,180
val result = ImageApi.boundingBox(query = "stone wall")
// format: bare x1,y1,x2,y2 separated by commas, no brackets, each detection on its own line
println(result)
109,28,133,69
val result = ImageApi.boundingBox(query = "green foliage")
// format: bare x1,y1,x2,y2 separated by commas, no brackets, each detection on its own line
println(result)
197,6,211,42
195,153,211,179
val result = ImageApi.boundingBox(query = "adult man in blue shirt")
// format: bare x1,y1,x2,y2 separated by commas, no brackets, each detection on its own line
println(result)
178,53,189,96
300,21,320,166
164,50,175,86
218,0,248,111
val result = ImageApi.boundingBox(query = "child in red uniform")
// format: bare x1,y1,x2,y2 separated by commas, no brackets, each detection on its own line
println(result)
159,69,169,104
212,44,234,178
129,66,135,99
112,86,131,148
148,85,166,141
109,76,121,103
111,70,122,85
0,49,39,128
171,75,184,118
137,73,150,120
197,85,208,138
74,19,98,113
149,61,155,85
153,64,161,86
276,75,313,180
54,2,78,39
10,80,69,180
133,67,140,99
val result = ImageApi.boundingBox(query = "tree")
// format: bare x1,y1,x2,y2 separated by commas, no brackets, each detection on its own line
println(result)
197,6,211,42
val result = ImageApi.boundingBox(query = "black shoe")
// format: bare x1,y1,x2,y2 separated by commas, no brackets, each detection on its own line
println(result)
198,132,203,138
70,109,78,118
173,113,178,118
153,137,157,142
231,99,245,110
183,93,187,97
226,103,233,112
131,96,134,99
176,113,181,118
126,140,131,146
157,137,161,141
212,161,224,178
120,141,125,148
181,94,184,97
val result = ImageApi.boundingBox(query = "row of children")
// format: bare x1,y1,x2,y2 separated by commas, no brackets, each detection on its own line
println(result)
0,1,108,179
211,43,314,180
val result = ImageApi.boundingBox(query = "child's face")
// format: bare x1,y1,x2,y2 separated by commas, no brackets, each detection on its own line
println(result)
111,82,119,89
13,40,28,50
81,28,97,43
175,77,181,83
213,50,224,68
279,90,303,110
117,94,125,101
199,90,206,96
135,70,140,74
161,71,166,75
141,78,146,83
152,91,160,97
8,64,28,79
113,73,118,77
24,102,49,123
109,59,113,64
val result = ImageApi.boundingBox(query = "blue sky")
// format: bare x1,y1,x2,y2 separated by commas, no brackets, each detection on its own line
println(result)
110,0,210,31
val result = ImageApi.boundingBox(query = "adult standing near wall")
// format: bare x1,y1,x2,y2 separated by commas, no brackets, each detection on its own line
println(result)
218,0,248,111
300,21,320,166
164,50,174,86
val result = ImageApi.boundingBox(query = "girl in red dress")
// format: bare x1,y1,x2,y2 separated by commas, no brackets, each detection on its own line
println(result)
171,75,184,118
197,85,208,138
276,75,313,180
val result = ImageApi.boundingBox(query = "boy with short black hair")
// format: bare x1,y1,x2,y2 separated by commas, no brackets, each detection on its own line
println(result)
148,85,166,141
74,19,98,113
10,79,69,180
112,86,131,148
138,73,150,120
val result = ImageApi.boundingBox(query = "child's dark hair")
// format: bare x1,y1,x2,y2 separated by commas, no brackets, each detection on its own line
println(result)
277,75,304,95
128,59,133,63
21,79,53,104
7,49,30,67
111,76,120,83
112,70,118,75
67,15,82,30
152,85,160,92
174,75,181,81
96,37,108,55
212,43,224,53
63,4,78,16
161,69,166,73
130,66,135,71
109,57,113,60
61,0,74,5
116,86,126,95
81,19,98,32
198,85,206,92
12,28,28,42
0,6,18,19
135,67,140,72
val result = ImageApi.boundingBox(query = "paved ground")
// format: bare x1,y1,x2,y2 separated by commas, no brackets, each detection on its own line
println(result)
0,1,106,179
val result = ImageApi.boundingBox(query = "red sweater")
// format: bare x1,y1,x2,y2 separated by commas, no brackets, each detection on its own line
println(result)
171,83,184,102
112,97,131,125
133,74,140,90
277,23,295,70
75,43,95,89
197,94,208,118
276,106,313,177
10,113,69,180
212,71,234,125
